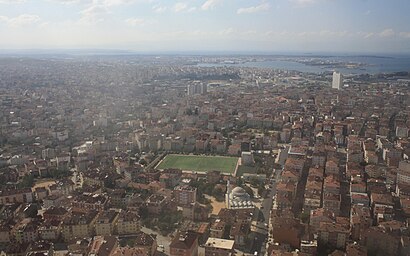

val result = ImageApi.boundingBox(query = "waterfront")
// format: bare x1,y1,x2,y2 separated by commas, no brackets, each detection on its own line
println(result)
197,55,410,75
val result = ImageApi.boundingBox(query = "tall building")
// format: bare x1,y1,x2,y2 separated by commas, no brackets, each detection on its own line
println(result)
187,84,196,96
187,82,207,96
174,185,197,206
332,72,343,90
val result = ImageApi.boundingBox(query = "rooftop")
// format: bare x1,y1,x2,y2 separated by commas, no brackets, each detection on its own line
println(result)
205,237,235,250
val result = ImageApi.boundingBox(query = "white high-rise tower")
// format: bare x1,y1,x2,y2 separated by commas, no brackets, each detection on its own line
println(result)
332,72,343,90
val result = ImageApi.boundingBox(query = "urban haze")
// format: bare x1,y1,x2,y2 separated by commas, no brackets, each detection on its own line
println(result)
0,1,410,256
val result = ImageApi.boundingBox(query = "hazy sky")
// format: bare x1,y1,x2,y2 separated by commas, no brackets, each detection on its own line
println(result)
1,0,410,53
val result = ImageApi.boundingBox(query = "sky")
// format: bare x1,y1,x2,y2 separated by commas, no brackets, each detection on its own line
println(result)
1,0,410,53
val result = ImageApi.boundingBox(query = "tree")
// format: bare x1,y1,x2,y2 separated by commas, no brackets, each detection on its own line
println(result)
18,174,34,188
243,185,254,198
50,168,71,179
157,210,183,235
185,108,193,115
250,177,260,188
104,176,116,189
139,206,149,219
300,212,309,224
139,159,147,165
212,186,225,202
257,184,265,198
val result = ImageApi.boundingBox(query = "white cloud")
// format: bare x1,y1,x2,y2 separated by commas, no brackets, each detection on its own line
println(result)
187,7,196,12
192,30,208,36
39,22,49,28
237,3,270,14
152,4,167,13
173,2,187,12
79,4,108,24
359,29,397,39
399,32,410,38
317,30,349,37
125,17,144,26
50,0,138,6
201,0,221,11
47,0,83,4
262,30,354,40
172,2,195,13
0,16,8,22
219,27,233,35
0,14,41,27
102,0,136,7
289,0,321,7
379,28,395,37
290,0,316,4
0,0,26,3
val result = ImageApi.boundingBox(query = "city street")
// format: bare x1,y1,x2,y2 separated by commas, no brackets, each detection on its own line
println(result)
141,226,172,255
253,176,277,255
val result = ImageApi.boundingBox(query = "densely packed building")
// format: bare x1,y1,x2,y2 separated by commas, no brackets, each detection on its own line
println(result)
0,55,409,255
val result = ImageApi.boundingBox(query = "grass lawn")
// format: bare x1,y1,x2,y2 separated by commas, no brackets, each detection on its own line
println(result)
157,154,238,174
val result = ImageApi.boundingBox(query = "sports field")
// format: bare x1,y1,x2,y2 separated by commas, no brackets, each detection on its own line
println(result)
157,154,239,174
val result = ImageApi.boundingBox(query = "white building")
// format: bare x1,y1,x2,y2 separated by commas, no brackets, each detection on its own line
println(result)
332,72,343,90
205,237,235,256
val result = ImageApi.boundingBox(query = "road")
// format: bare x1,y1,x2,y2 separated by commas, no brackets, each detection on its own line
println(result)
251,173,277,255
260,182,276,222
261,169,283,255
141,226,172,255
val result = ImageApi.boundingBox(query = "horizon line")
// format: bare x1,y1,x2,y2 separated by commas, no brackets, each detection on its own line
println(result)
1,48,410,57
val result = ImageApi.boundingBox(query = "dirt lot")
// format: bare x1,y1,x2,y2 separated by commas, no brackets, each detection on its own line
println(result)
32,180,56,191
205,195,226,215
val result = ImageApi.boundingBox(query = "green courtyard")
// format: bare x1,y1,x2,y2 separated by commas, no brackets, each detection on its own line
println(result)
156,154,239,174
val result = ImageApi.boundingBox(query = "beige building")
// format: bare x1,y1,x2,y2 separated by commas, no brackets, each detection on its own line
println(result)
61,210,98,241
204,237,235,256
116,211,140,235
38,220,61,241
210,219,226,239
95,210,119,236
0,188,34,204
0,225,11,243
398,160,410,184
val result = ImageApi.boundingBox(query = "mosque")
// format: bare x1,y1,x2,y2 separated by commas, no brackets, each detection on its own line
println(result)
225,180,254,209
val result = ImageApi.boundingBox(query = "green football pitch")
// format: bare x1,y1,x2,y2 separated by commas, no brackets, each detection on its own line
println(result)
157,154,239,174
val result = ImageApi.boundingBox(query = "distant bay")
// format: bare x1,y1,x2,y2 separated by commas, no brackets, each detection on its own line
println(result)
196,55,410,75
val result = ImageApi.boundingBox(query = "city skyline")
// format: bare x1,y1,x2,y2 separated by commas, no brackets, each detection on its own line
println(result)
1,0,410,53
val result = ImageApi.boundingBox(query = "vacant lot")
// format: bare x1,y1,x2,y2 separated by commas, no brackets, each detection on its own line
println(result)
157,154,238,174
205,195,226,215
32,180,56,190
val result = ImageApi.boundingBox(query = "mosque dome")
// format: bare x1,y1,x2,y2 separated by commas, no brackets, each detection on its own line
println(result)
231,186,247,197
226,183,254,209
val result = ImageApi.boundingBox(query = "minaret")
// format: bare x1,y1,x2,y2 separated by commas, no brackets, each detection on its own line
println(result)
226,179,231,209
